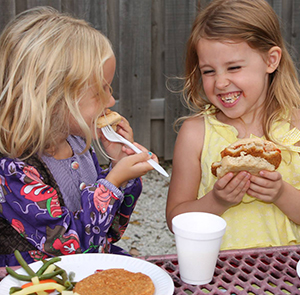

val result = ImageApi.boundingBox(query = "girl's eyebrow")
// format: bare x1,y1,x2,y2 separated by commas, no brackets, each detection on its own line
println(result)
225,59,245,65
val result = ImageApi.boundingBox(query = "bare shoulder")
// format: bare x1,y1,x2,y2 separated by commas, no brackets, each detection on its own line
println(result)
174,116,205,160
178,116,204,139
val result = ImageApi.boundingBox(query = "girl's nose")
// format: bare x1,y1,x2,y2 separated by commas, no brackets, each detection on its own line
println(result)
215,74,230,89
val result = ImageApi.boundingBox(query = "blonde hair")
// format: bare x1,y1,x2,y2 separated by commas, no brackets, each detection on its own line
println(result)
0,6,114,158
181,0,300,141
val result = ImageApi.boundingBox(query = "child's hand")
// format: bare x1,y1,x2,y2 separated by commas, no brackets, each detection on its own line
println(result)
99,116,134,163
212,171,251,207
105,150,158,188
247,170,284,203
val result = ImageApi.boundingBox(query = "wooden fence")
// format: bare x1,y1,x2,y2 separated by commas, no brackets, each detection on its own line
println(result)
0,0,300,163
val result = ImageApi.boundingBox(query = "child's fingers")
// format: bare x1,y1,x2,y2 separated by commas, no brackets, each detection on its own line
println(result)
122,142,158,162
149,151,158,162
106,152,153,187
216,171,251,194
132,143,158,162
255,170,282,182
127,152,157,174
118,116,130,126
116,117,134,141
214,172,234,189
132,142,148,152
129,151,152,165
122,145,135,155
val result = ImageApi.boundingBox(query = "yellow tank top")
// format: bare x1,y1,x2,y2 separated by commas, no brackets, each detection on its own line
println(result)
199,107,300,250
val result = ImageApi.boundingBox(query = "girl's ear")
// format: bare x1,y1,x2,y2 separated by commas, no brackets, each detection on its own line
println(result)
266,46,282,73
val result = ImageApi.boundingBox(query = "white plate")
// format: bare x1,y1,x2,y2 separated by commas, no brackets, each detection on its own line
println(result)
297,260,300,277
0,253,174,295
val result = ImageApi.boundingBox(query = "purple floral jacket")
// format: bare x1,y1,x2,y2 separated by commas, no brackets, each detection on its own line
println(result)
0,149,142,266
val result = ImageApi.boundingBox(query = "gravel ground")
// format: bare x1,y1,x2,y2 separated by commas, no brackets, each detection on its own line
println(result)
115,162,177,257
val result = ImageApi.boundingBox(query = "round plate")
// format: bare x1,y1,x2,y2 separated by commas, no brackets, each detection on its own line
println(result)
0,253,174,295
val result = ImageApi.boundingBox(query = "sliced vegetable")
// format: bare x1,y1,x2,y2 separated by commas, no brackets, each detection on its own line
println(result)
36,257,61,276
42,264,56,275
12,282,65,294
21,279,56,293
7,250,75,294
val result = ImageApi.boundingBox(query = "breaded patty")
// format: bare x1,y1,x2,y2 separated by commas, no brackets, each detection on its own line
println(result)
74,268,155,295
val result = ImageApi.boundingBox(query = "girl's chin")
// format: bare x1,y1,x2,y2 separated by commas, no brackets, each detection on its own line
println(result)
219,108,245,120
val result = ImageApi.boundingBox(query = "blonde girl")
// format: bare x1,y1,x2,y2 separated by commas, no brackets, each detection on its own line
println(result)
167,0,300,250
0,6,157,267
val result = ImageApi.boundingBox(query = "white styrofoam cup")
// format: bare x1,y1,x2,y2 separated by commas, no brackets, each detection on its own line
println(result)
172,212,227,285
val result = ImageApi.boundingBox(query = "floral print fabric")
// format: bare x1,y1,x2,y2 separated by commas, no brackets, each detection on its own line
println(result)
0,147,142,266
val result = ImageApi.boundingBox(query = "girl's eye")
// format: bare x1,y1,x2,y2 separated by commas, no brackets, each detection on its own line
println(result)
228,66,241,71
202,69,215,75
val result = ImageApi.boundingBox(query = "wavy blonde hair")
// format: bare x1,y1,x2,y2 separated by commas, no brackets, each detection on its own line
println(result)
180,0,300,141
0,6,114,158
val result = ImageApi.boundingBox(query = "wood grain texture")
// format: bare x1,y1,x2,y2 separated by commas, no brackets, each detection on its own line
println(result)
0,0,299,162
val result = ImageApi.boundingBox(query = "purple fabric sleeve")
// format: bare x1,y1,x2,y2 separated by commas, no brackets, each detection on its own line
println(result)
0,148,142,266
90,150,143,245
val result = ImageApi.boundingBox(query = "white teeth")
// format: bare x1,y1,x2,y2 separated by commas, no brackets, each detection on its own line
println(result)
220,92,240,103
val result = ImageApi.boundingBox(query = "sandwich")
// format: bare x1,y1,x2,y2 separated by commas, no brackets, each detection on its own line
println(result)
211,138,282,178
97,109,122,131
73,268,155,295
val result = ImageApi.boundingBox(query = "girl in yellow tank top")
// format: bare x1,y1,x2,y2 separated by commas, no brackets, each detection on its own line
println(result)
166,0,300,250
199,108,300,249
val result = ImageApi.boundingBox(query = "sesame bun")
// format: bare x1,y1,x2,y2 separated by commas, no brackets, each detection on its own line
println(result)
97,109,122,131
211,138,281,178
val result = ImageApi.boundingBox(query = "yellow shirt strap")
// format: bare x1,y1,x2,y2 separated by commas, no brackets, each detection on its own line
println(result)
279,128,300,152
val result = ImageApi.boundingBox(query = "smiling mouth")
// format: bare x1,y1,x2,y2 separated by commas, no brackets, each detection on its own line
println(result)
218,91,241,104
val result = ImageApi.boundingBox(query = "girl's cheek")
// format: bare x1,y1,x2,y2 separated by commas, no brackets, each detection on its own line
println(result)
202,77,210,89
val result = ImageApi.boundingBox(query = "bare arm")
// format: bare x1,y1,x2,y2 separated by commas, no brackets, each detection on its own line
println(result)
266,109,300,224
166,117,252,232
166,117,227,231
274,182,300,224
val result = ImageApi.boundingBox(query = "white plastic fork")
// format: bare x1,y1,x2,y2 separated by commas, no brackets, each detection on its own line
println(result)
101,125,169,177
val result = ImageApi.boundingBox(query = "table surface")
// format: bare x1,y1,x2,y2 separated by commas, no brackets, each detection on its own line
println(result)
142,245,300,295
1,245,299,294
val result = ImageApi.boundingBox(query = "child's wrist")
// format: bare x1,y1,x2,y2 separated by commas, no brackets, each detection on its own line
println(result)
105,172,122,188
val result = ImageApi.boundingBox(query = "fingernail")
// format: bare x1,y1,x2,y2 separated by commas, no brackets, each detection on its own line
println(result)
148,151,152,156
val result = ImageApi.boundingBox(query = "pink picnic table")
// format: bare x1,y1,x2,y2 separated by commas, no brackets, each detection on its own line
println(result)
141,245,300,294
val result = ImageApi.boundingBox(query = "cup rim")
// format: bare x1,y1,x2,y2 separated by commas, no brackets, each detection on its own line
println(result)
172,212,227,240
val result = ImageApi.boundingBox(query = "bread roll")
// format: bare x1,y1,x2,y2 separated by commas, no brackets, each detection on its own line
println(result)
97,109,121,131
